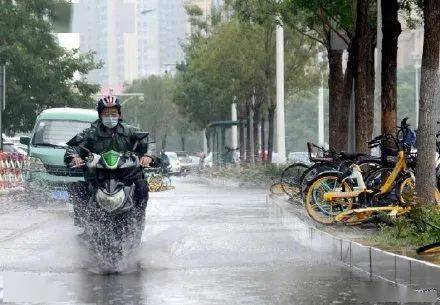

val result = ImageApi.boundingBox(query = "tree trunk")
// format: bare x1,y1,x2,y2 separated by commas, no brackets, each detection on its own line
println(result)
381,0,401,136
261,115,266,163
181,136,185,151
366,33,376,141
268,105,275,163
415,0,440,203
246,105,252,163
253,103,261,162
161,133,167,150
327,48,345,151
239,108,246,163
354,0,374,153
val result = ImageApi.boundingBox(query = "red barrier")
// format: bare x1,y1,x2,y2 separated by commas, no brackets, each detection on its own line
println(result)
0,152,26,191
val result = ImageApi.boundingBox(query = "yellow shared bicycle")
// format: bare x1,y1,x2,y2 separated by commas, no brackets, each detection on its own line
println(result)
304,131,417,225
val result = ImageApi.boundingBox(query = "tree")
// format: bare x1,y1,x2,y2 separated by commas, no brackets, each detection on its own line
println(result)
280,0,354,152
0,0,101,132
227,0,320,161
415,0,440,203
354,0,376,153
124,75,181,150
381,0,402,137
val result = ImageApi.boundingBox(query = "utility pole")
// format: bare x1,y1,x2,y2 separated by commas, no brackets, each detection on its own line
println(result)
318,52,325,146
231,102,238,149
415,62,421,128
0,64,5,151
276,23,286,164
250,95,255,164
412,51,422,128
203,129,208,155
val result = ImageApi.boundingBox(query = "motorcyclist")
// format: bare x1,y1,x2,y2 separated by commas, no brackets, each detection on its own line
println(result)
64,95,159,227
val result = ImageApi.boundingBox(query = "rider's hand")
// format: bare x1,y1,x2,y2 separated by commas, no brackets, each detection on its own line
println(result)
140,156,153,167
71,157,84,167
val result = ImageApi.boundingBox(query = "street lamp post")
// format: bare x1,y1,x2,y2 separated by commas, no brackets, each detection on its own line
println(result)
317,52,325,146
276,22,286,164
0,64,5,151
411,52,422,128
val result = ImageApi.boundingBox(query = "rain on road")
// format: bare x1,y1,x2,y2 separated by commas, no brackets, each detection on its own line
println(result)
0,179,433,304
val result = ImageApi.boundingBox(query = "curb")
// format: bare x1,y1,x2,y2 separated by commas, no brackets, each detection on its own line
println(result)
268,194,440,292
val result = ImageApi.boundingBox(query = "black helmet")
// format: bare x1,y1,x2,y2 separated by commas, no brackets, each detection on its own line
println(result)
97,95,121,115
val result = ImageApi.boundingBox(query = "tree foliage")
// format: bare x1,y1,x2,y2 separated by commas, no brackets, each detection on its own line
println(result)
0,0,101,132
174,4,320,130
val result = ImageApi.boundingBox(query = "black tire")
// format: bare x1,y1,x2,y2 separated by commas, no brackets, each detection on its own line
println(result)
364,167,393,190
416,242,440,254
280,163,309,198
303,171,354,225
88,208,141,269
357,159,383,182
270,182,287,195
300,163,339,198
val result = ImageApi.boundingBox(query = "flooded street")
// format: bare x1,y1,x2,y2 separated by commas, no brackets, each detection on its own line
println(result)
0,179,435,304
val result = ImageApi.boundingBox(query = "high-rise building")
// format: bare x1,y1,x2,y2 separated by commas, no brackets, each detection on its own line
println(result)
137,0,188,76
72,0,137,91
73,0,211,85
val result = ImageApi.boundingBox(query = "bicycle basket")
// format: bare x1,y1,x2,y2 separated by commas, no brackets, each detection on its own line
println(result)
307,142,333,162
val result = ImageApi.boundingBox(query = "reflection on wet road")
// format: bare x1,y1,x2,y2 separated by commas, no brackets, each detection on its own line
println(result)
0,179,435,304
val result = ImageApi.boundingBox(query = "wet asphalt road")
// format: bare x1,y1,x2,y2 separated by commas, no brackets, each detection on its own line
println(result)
0,179,436,304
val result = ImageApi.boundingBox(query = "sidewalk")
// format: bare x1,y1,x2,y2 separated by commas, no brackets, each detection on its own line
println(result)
268,193,440,293
193,174,440,293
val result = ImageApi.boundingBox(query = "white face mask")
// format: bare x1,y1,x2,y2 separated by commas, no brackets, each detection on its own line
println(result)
101,116,119,128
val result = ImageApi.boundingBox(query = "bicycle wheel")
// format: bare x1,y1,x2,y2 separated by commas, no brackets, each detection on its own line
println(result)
397,176,416,205
304,172,354,225
365,167,393,190
300,163,338,198
357,159,383,182
416,242,440,254
280,163,309,198
270,182,288,195
148,174,164,192
161,175,171,188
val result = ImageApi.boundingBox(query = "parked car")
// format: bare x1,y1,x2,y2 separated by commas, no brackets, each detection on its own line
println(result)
20,108,98,200
165,152,181,174
2,142,27,155
189,155,201,169
176,151,193,172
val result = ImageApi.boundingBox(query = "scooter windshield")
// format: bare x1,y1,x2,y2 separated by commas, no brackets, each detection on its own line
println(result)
101,150,121,170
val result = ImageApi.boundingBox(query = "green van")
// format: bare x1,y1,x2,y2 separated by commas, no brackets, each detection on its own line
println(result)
20,108,98,199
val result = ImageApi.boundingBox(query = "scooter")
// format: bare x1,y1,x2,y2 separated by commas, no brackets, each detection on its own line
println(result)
71,132,149,269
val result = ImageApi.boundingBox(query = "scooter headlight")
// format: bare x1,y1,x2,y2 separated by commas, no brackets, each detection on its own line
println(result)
96,188,125,212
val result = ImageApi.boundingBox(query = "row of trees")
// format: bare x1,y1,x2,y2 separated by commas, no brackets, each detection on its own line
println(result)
123,75,197,151
174,3,320,163
0,0,100,132
172,1,440,202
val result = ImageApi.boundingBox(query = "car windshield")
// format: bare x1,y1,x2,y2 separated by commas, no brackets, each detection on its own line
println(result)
32,120,91,147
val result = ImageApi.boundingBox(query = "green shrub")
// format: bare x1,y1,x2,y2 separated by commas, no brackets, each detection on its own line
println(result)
370,205,440,248
199,164,283,185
